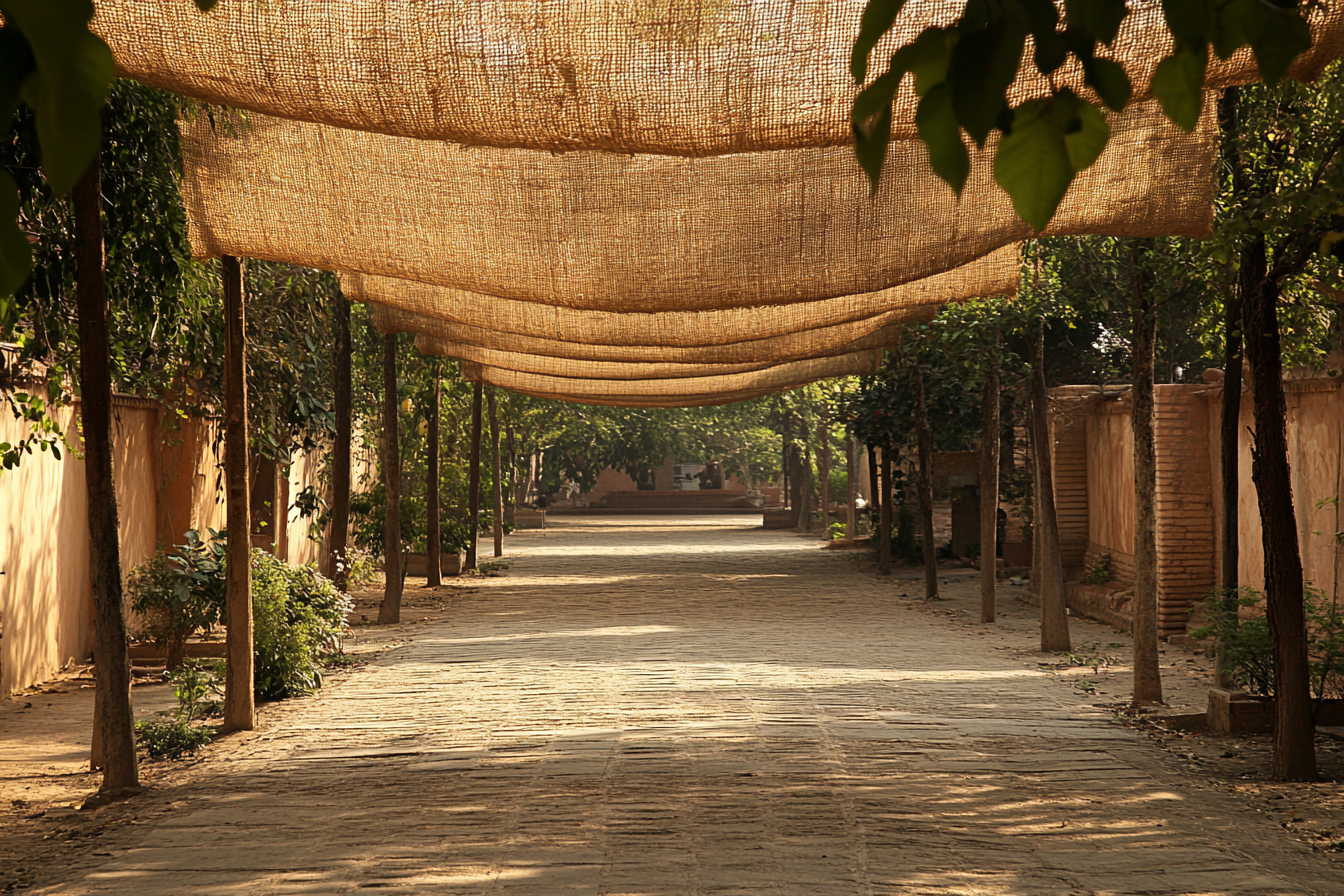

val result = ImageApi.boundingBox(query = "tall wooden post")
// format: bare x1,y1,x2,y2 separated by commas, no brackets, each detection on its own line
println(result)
505,424,518,526
221,254,255,732
1217,88,1244,688
912,363,939,600
466,381,484,570
377,334,403,624
489,387,504,558
1131,242,1163,704
878,447,892,575
980,323,1001,622
1030,319,1071,652
329,291,353,590
73,159,139,787
819,406,831,537
846,436,857,544
426,363,442,587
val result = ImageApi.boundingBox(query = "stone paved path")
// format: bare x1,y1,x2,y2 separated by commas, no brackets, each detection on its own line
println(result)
26,516,1344,894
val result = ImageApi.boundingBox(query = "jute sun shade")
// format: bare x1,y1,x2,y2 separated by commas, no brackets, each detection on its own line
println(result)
95,0,1344,155
453,351,886,407
347,245,1020,350
180,99,1213,313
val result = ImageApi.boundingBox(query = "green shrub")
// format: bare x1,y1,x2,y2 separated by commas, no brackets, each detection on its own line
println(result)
170,657,224,720
135,718,213,759
1084,554,1115,585
1193,585,1344,705
250,551,352,700
126,529,227,669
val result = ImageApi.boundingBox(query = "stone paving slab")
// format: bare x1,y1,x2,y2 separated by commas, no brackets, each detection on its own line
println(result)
14,515,1344,894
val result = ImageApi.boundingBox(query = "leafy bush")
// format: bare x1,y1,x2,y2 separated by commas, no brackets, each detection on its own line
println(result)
126,529,227,669
135,718,213,759
350,485,473,556
829,521,847,541
1193,586,1344,706
250,551,352,700
1084,554,1115,586
339,546,381,587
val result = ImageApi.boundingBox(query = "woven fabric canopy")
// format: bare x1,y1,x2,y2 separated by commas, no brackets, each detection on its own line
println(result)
96,0,1344,154
409,321,905,366
182,100,1212,312
349,245,1019,348
454,351,884,407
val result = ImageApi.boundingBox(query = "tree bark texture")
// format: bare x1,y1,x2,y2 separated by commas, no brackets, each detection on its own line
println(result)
980,323,1001,623
73,160,140,788
329,291,353,590
466,381,484,570
878,447,893,575
1216,87,1247,687
819,407,831,536
489,387,504,558
426,364,442,587
1130,242,1163,704
505,424,518,526
782,416,792,510
867,445,880,533
911,363,939,600
787,442,804,528
1243,237,1315,780
377,334,403,624
1217,279,1245,687
846,436,857,543
1030,320,1071,652
220,254,255,732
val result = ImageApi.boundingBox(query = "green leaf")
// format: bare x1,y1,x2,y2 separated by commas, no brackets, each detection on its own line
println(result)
1151,45,1207,131
1234,0,1311,84
1064,0,1129,44
995,100,1074,230
3,0,114,195
851,67,903,125
916,84,971,194
853,102,893,193
1081,56,1132,110
195,0,219,9
0,27,35,125
1059,95,1109,171
1160,0,1212,46
851,0,910,82
0,171,33,296
952,19,1027,145
902,28,954,96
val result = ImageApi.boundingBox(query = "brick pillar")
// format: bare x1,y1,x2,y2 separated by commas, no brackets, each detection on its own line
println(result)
1154,385,1216,636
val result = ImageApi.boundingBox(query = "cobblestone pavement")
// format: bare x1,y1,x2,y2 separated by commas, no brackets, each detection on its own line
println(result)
20,516,1344,894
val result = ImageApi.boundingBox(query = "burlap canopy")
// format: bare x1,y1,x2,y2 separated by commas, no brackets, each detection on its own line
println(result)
349,245,1019,348
453,351,884,407
96,0,1344,154
181,100,1213,312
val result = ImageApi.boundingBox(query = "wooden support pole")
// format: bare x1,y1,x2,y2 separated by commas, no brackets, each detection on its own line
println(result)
1217,87,1244,689
329,291,353,590
489,387,503,558
427,363,442,587
1131,241,1163,704
819,405,831,538
878,447,892,575
980,323,1001,623
221,254,255,732
74,158,139,787
1030,319,1071,653
466,381,484,570
378,334,403,624
846,436,857,544
912,363,939,600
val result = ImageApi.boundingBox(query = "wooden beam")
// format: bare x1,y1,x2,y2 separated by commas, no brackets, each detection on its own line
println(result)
221,254,255,732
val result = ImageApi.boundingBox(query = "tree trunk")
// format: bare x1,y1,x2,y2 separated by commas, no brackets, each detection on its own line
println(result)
787,442,804,528
329,291,353,590
1131,241,1163,704
846,436,857,544
782,416,792,510
878,447,893,575
1243,236,1315,781
819,407,831,537
220,254,255,731
274,455,290,563
489,387,504,558
867,444,880,535
980,323,1001,623
1030,319,1071,652
911,363,939,600
466,381,484,570
377,334,403,624
505,424,517,526
1217,87,1244,688
73,159,139,788
426,363,442,588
